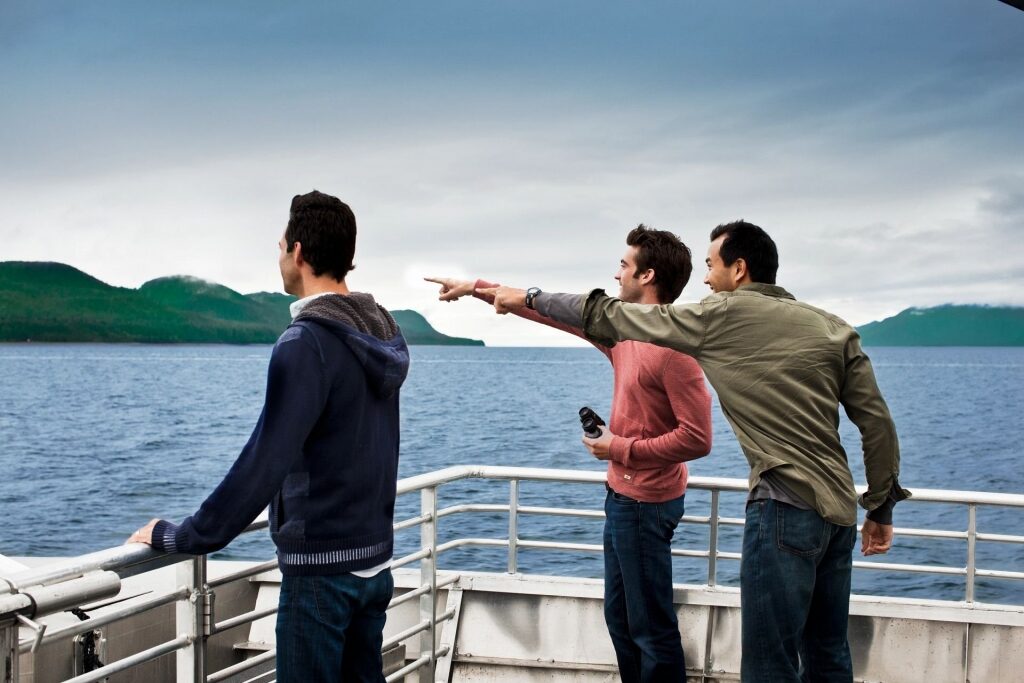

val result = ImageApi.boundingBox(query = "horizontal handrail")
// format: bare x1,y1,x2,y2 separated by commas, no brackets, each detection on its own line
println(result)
213,604,279,634
207,559,278,589
1,516,270,597
3,464,1022,683
384,648,451,683
387,575,460,610
63,634,192,683
381,608,457,651
7,468,1023,603
207,648,276,683
399,466,1024,506
18,587,190,654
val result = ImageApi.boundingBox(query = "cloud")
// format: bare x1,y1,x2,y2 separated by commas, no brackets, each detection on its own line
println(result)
1,2,1022,343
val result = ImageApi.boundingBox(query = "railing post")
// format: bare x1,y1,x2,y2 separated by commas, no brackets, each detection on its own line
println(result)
508,479,519,574
707,490,720,587
1,618,17,683
176,556,207,683
966,504,977,603
419,486,438,683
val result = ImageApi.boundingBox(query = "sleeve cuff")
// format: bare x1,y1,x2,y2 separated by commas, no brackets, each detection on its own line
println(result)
859,476,911,514
865,497,895,525
151,520,180,553
608,435,634,465
473,279,497,302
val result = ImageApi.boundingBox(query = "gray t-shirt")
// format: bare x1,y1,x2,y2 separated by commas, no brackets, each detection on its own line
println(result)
748,469,813,509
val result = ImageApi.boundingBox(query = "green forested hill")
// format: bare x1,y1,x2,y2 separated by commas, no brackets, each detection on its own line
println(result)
858,305,1024,346
0,262,483,345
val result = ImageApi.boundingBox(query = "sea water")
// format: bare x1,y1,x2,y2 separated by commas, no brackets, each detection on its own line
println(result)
1,344,1021,603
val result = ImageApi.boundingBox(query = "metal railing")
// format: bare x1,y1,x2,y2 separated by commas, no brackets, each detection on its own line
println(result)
2,465,1023,682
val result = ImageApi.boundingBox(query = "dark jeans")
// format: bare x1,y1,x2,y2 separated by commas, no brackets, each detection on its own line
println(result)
741,499,857,683
275,569,394,683
604,489,687,683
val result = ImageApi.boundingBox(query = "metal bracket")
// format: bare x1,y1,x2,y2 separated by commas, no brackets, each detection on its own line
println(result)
2,618,19,683
73,629,107,677
202,588,215,638
14,614,46,653
433,586,464,683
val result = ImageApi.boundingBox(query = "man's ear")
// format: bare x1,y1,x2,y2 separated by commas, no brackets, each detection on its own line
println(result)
291,241,305,268
732,257,748,283
639,268,656,286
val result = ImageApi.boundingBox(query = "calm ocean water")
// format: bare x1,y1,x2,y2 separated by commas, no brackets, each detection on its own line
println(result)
1,344,1021,603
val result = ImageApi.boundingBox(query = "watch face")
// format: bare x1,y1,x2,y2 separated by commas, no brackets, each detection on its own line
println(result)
526,287,540,308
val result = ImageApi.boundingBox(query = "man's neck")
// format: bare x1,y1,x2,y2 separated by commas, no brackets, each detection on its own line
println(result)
295,277,350,299
638,290,663,306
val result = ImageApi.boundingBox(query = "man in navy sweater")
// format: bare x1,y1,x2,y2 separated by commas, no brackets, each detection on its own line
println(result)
128,190,410,682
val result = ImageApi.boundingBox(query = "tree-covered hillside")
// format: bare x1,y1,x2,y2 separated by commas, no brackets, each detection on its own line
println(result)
0,262,483,345
858,305,1024,346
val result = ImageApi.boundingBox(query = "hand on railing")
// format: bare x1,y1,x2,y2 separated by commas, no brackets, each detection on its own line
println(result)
126,519,159,546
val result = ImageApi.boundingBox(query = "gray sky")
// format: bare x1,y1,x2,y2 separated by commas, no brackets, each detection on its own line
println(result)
2,1,1022,345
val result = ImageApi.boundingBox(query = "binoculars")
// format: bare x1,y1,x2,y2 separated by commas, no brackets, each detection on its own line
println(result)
578,406,606,439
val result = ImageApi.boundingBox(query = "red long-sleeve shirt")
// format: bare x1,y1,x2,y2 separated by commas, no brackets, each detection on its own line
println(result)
475,280,712,502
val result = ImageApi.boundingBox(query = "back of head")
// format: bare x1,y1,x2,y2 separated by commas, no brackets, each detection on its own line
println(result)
285,190,357,281
709,220,779,284
626,224,693,303
626,224,692,301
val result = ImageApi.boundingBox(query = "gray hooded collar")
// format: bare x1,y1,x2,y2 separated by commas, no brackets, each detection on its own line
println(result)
294,292,399,341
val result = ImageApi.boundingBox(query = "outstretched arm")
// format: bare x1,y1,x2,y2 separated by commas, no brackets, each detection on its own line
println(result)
127,327,328,555
481,286,707,357
427,277,608,353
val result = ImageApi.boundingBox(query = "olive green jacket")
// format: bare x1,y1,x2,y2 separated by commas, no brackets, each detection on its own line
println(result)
557,284,908,526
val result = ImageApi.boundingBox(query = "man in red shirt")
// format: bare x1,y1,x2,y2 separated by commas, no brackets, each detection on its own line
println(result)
427,225,712,683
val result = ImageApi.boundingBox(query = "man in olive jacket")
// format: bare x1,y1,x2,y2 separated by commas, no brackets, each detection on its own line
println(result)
479,220,908,683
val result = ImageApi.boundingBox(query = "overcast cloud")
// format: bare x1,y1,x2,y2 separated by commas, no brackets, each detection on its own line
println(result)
1,1,1021,345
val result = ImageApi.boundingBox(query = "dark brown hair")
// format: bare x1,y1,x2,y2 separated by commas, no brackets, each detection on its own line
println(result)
284,190,357,281
626,224,692,303
709,220,778,284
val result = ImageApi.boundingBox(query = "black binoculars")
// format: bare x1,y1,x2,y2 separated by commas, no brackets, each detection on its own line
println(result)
578,406,606,439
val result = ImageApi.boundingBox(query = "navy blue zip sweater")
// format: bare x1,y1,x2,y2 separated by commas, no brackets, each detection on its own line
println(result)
151,294,410,575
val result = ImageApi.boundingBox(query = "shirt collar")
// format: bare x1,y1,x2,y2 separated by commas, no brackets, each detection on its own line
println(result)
737,282,796,300
289,291,335,320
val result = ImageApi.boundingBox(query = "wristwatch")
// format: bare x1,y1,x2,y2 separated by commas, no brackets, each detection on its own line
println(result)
525,287,542,310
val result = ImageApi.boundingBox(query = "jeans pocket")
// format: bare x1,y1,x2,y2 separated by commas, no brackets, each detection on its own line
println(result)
376,569,395,607
775,502,828,557
657,495,686,535
308,576,325,622
611,491,638,505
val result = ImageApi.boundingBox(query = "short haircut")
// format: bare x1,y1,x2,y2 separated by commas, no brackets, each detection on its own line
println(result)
709,220,778,284
626,224,693,303
284,190,357,281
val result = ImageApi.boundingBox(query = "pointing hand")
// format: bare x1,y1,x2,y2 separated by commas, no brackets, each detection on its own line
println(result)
475,286,527,314
424,277,475,302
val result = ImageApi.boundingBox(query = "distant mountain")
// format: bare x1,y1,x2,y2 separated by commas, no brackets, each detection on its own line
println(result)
0,261,483,346
858,305,1024,346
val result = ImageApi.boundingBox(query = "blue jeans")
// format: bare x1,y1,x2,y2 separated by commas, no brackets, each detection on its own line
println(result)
604,489,687,683
275,569,394,683
741,500,857,683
